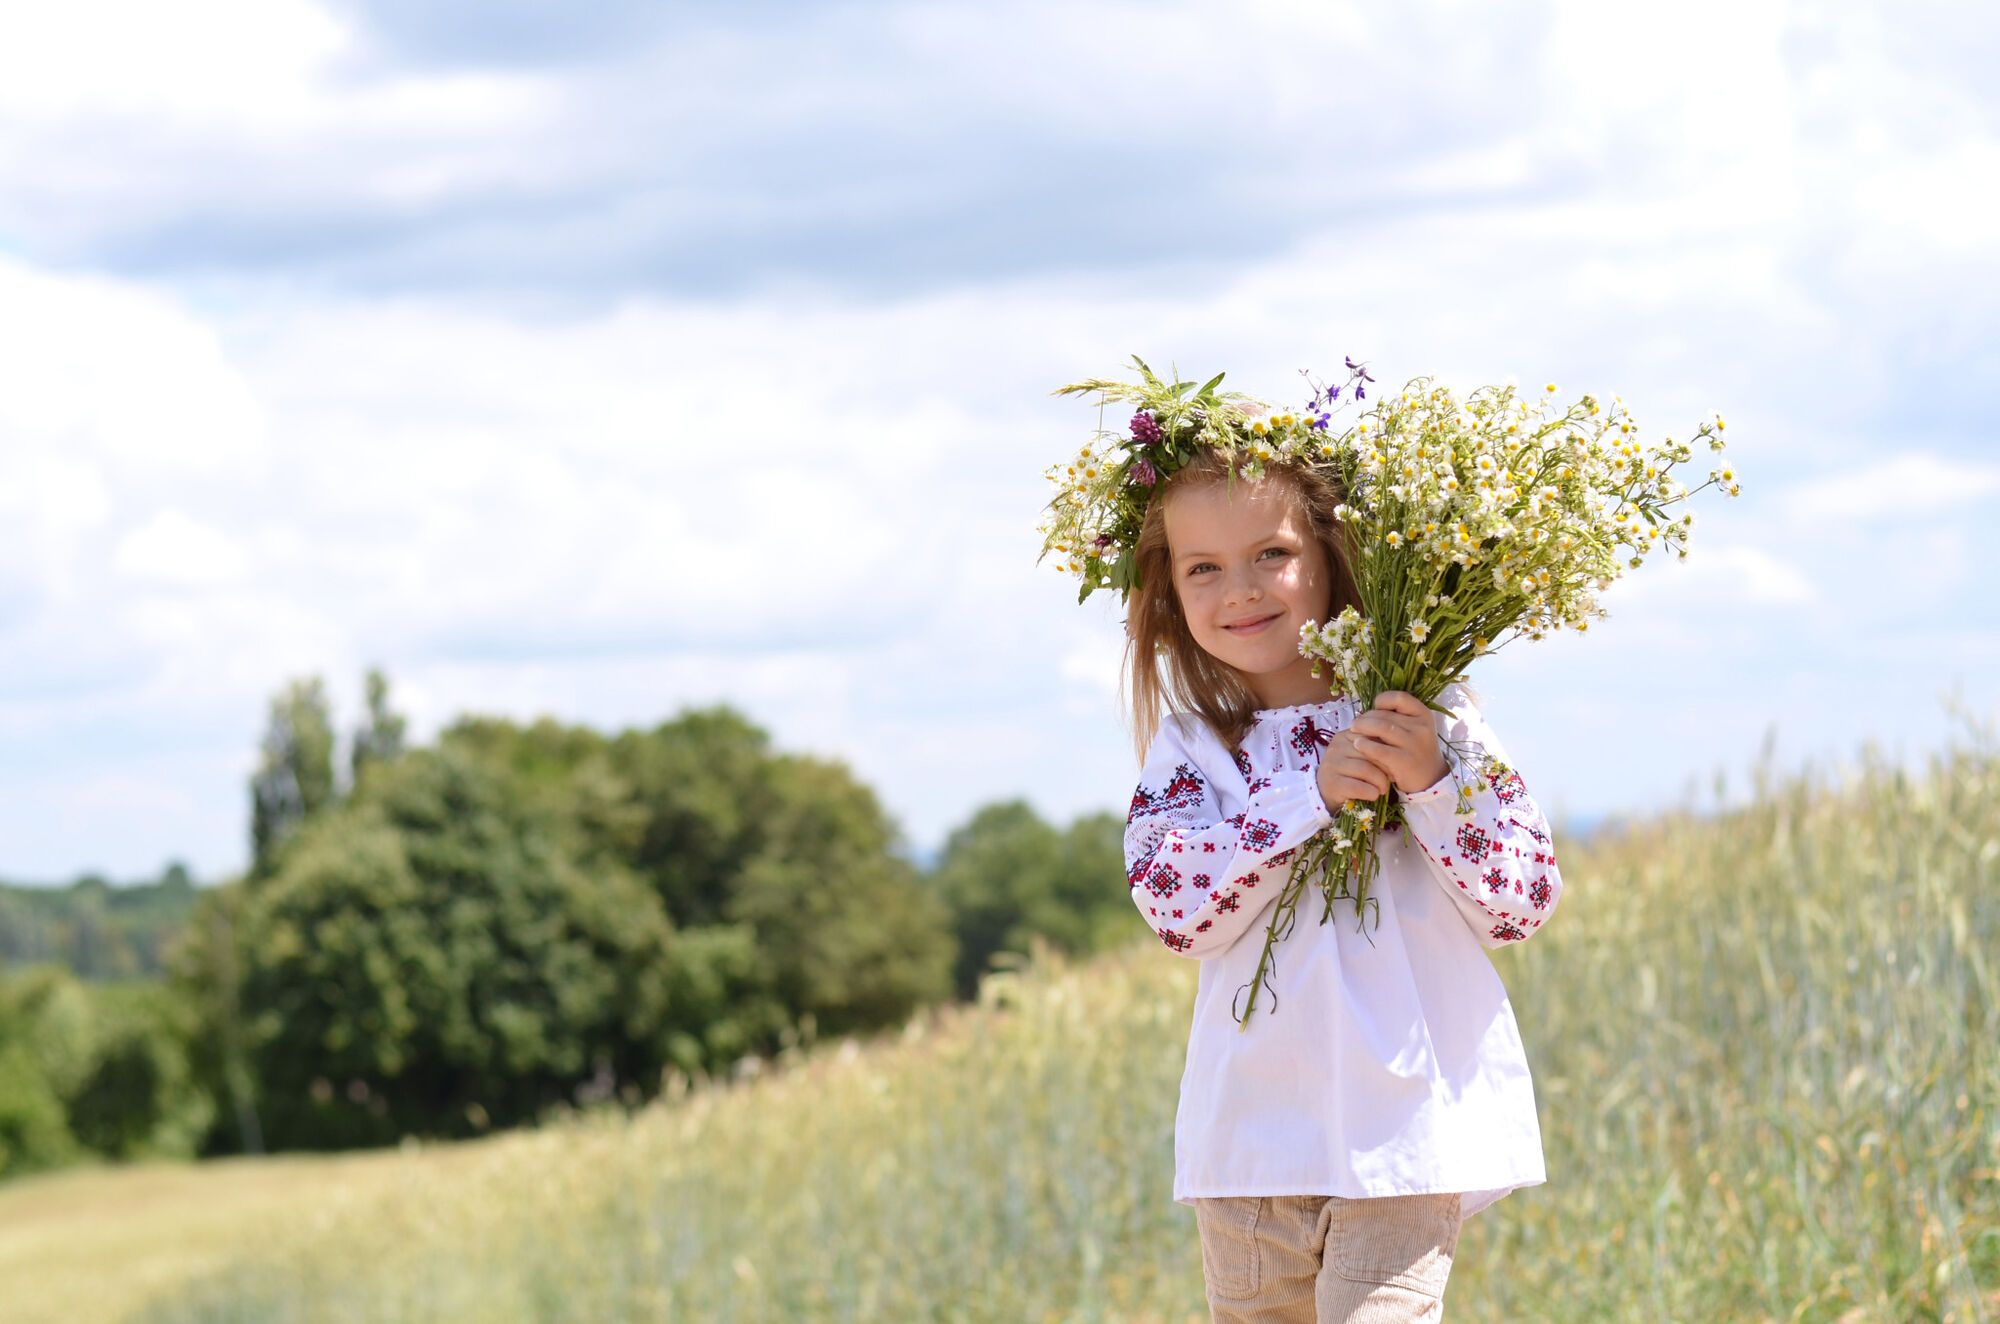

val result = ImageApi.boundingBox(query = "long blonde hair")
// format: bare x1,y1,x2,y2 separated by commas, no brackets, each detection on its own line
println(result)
1120,450,1363,762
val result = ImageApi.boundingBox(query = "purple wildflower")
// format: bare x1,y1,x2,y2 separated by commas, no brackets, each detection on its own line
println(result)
1129,456,1159,486
1345,355,1375,400
1130,411,1163,444
1093,533,1115,548
1311,411,1331,431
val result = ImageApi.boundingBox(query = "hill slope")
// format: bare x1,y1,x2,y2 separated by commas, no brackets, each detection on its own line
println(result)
4,729,1996,1322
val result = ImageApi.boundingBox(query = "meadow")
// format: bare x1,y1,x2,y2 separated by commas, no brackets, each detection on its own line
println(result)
3,718,1995,1323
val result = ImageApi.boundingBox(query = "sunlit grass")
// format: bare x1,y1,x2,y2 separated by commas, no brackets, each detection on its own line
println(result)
5,717,1997,1322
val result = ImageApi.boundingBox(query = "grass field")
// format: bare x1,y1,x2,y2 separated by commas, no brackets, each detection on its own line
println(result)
4,721,1996,1322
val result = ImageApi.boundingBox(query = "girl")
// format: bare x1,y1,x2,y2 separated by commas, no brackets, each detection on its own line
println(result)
1121,445,1564,1322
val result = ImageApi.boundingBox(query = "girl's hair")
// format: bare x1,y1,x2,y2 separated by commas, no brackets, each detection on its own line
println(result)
1121,448,1363,762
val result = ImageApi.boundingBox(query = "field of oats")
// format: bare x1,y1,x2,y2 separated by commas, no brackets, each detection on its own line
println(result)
4,721,1997,1323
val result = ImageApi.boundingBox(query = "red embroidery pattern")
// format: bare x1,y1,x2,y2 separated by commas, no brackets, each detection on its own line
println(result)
1143,861,1184,899
1158,927,1193,952
1130,762,1208,819
1232,749,1254,781
1454,824,1492,862
1414,831,1547,935
1492,768,1527,804
1528,876,1553,909
1242,817,1283,851
1214,890,1242,913
1290,715,1338,761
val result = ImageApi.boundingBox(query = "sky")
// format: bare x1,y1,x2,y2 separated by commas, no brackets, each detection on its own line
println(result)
1,0,1995,884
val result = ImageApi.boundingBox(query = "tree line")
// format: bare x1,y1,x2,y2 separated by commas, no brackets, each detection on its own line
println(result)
0,671,1132,1177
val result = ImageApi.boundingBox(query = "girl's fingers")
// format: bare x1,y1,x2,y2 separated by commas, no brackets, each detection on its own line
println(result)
1351,712,1420,751
1327,754,1392,797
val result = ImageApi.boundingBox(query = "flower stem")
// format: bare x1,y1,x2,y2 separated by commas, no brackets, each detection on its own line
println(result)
1233,789,1394,1029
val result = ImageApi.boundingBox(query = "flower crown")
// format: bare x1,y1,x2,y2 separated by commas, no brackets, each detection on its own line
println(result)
1037,354,1372,605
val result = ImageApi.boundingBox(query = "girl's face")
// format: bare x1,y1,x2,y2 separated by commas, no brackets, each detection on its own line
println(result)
1163,476,1336,711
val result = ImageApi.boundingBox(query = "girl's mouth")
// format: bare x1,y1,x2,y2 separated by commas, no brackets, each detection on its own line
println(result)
1223,613,1280,635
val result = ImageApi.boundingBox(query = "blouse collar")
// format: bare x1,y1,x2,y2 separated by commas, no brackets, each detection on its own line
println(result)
1250,694,1351,720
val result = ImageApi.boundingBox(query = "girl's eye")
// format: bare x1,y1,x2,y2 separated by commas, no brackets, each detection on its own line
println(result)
1188,548,1290,576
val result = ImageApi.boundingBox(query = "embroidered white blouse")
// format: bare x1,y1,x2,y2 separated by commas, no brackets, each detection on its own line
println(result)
1123,680,1562,1220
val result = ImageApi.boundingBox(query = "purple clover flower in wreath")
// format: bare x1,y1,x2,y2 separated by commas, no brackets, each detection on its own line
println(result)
1129,410,1163,445
1128,455,1159,486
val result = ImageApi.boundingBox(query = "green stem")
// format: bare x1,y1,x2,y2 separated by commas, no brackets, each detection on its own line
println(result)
1233,788,1395,1029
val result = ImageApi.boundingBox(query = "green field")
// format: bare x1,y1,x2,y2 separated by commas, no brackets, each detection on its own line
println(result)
4,726,1996,1322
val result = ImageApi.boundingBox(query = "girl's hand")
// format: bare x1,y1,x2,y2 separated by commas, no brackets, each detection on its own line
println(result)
1315,728,1395,809
1348,691,1452,796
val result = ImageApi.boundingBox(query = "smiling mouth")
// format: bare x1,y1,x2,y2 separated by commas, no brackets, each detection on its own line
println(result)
1223,613,1281,633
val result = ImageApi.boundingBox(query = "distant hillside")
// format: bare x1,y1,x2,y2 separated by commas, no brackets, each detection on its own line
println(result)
0,865,204,981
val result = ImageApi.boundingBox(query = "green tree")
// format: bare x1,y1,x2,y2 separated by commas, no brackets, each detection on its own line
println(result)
63,982,213,1160
0,967,211,1175
1051,810,1134,955
249,676,338,878
0,967,85,1176
607,706,774,929
927,802,1134,999
724,752,957,1039
349,666,409,789
929,800,1066,999
234,745,680,1149
448,706,953,1065
439,715,646,873
165,883,265,1155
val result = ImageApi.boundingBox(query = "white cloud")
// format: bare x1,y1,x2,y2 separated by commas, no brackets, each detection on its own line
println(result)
112,511,250,587
1779,454,2000,522
1646,543,1821,608
0,257,265,474
0,0,346,120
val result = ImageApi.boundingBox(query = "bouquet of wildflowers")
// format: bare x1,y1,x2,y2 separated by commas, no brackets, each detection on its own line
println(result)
1038,356,1742,1026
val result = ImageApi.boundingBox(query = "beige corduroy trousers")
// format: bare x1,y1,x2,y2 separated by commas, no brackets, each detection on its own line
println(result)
1191,1191,1463,1322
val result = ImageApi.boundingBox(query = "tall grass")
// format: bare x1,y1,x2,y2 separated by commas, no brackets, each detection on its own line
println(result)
6,716,1995,1322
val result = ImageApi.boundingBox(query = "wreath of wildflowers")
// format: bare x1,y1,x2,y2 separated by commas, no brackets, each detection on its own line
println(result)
1041,353,1743,1028
1036,354,1365,604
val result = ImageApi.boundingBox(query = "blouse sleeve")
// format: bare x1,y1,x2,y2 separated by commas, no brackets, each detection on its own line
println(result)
1396,681,1566,950
1123,714,1335,960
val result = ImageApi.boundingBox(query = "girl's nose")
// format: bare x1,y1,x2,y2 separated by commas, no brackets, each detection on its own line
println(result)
1226,569,1262,604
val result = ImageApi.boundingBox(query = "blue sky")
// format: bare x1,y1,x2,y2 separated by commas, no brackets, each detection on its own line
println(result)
1,0,1994,883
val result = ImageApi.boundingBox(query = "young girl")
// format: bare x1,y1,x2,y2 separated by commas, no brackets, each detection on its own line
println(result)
1121,445,1564,1322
